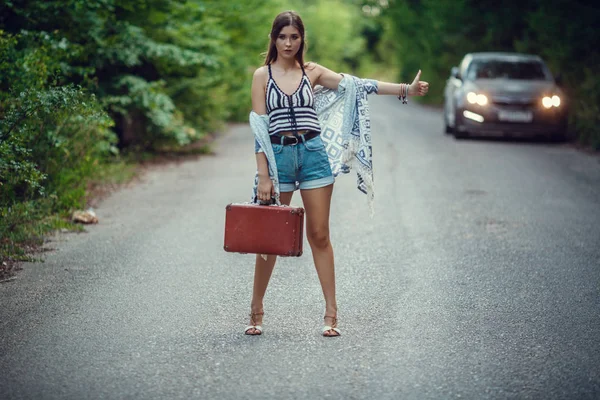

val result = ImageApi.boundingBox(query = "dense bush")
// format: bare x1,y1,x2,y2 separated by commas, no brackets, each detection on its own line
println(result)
0,0,280,149
0,29,116,250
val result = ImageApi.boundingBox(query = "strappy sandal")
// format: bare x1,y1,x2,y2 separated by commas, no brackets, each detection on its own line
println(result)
322,315,341,337
244,311,264,335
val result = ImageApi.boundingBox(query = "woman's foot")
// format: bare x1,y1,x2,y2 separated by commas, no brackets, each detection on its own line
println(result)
244,310,264,335
322,315,341,337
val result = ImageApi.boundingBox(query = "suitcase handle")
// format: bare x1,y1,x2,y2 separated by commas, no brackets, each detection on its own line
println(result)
253,196,281,206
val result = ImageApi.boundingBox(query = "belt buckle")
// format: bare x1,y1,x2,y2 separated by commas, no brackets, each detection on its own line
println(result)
288,136,299,146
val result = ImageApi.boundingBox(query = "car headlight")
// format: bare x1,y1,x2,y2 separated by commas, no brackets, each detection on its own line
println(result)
467,92,488,106
542,95,561,108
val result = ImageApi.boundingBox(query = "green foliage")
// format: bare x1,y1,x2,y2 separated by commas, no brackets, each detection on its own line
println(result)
0,28,116,255
520,1,600,148
1,87,112,194
103,75,192,148
0,84,116,207
295,0,367,72
2,0,378,146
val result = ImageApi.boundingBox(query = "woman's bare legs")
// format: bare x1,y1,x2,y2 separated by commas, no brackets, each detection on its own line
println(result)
246,191,294,334
300,184,339,336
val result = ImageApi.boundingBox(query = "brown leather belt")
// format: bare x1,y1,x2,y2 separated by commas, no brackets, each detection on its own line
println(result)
270,131,320,146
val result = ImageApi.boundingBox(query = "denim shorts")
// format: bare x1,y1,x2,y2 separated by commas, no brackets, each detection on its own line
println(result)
258,134,334,192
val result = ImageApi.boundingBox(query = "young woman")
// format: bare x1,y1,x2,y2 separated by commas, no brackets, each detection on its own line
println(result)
245,10,429,337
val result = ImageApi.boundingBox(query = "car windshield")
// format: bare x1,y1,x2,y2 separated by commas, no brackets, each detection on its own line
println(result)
467,60,549,80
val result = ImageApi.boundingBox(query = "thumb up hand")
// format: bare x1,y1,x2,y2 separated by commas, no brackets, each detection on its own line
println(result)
408,70,429,96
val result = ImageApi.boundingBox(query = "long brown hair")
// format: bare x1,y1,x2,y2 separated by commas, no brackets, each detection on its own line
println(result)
263,11,306,67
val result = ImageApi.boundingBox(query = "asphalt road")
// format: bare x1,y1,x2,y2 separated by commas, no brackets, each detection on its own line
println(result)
1,96,599,400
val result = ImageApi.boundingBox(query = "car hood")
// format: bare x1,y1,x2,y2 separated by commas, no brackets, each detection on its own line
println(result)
464,79,562,101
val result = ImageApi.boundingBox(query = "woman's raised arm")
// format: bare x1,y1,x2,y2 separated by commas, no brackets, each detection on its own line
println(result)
313,62,429,98
377,70,429,97
313,63,344,90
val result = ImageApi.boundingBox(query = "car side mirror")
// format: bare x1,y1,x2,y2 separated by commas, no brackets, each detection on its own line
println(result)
451,66,461,80
555,72,563,86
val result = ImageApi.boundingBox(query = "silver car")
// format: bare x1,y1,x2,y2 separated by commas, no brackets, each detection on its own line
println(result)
443,52,568,140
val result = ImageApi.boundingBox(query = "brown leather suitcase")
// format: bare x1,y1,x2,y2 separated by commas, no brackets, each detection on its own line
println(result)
224,203,304,257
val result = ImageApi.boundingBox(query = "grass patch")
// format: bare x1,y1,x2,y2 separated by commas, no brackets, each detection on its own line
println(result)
0,210,85,281
91,159,139,186
0,158,139,277
0,134,215,279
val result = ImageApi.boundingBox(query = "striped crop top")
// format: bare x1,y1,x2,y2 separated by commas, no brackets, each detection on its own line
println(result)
266,64,321,136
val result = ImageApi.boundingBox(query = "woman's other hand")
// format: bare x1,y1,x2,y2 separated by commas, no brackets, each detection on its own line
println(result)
257,175,274,203
408,70,429,96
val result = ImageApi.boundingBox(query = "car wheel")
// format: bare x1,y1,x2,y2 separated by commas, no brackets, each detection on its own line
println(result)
551,132,568,143
553,119,569,142
444,114,453,134
453,110,469,139
454,129,469,139
443,101,453,134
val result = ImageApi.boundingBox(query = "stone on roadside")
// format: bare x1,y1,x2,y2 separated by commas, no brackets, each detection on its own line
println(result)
72,209,98,224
